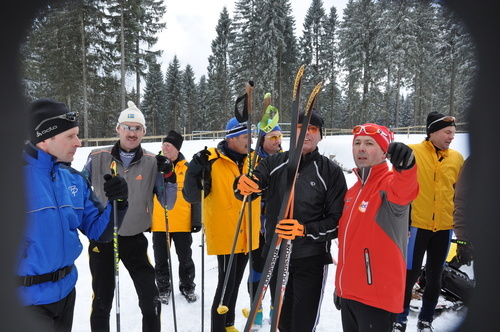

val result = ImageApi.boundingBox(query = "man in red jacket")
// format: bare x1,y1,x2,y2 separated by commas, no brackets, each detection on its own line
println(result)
335,123,419,332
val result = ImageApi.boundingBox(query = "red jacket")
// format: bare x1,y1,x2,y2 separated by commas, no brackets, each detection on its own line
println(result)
335,162,419,313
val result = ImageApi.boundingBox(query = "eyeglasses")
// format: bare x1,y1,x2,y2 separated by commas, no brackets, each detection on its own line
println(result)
34,112,79,131
120,124,144,132
427,116,455,129
265,134,282,141
297,124,320,134
352,124,389,138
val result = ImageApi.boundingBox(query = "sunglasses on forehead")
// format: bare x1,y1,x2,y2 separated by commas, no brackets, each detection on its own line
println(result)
265,134,282,141
297,124,320,134
35,112,78,131
352,124,389,137
120,124,144,132
427,116,456,129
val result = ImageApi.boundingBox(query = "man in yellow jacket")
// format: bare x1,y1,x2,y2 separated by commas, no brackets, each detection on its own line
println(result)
152,131,201,304
394,112,464,332
183,118,261,332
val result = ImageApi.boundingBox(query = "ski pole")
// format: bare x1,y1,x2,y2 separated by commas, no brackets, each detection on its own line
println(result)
245,81,254,302
110,161,121,332
161,155,178,332
216,195,249,314
201,166,206,332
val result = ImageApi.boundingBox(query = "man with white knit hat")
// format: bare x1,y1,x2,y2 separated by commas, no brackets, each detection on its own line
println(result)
82,101,177,332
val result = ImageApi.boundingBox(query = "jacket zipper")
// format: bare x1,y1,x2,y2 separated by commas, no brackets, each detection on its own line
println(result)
364,248,373,285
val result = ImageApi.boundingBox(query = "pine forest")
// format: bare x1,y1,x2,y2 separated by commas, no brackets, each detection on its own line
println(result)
20,0,477,140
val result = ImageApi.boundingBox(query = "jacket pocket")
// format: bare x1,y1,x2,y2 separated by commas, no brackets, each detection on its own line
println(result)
364,248,373,285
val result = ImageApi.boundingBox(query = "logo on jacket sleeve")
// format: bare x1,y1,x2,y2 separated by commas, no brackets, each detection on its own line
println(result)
68,185,78,196
358,200,369,213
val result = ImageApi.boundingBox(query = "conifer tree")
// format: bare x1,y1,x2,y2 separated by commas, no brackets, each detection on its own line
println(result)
206,6,234,129
165,56,184,131
181,64,198,135
141,61,167,136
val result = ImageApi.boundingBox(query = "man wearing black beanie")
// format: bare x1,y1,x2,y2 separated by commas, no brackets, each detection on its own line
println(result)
19,98,128,332
151,130,201,305
394,111,464,332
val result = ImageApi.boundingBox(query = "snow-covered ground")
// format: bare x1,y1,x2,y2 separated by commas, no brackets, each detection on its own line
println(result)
70,133,470,332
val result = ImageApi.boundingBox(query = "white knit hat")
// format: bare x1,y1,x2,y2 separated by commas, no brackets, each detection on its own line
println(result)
117,101,146,128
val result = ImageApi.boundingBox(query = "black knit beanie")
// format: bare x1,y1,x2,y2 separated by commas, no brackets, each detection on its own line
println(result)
29,98,79,144
163,130,184,151
426,111,456,136
298,110,324,138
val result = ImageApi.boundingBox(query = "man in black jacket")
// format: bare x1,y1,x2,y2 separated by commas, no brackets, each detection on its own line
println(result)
237,111,347,332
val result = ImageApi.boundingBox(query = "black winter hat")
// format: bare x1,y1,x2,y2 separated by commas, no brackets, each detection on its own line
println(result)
426,111,456,136
163,130,184,151
298,110,325,138
29,98,79,144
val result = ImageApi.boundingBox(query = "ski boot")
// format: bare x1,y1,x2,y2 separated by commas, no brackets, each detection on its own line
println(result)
417,319,434,332
181,288,197,303
159,289,171,305
392,322,407,332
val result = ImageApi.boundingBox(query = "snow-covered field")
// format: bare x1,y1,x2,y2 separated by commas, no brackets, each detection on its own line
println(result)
70,133,470,332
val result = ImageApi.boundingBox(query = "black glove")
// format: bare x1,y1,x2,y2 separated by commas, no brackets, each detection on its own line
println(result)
333,288,341,310
103,174,128,209
192,147,211,167
191,225,202,233
387,142,415,171
156,153,173,174
456,240,474,266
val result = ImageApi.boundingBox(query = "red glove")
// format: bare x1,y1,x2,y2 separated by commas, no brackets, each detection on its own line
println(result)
276,219,304,240
236,174,262,196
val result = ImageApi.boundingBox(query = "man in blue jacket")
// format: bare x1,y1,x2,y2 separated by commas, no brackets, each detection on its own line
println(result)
19,98,128,332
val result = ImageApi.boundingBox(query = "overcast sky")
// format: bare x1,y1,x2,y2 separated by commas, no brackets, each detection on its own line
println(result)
154,0,348,81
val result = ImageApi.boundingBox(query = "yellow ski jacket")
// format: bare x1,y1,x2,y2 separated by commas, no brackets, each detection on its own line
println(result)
409,140,464,231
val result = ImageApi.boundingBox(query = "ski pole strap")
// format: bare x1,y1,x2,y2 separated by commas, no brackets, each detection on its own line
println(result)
258,105,279,133
234,81,255,122
18,264,74,287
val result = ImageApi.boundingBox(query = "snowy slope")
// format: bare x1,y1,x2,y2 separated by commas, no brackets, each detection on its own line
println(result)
70,133,470,332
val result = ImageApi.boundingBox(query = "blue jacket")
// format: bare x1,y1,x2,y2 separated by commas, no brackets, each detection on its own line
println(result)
18,143,114,306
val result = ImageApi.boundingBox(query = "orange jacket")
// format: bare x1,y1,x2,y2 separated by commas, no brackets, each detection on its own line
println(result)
336,162,419,313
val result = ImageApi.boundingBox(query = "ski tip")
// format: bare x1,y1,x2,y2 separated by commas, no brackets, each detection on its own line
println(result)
248,80,255,87
264,92,271,99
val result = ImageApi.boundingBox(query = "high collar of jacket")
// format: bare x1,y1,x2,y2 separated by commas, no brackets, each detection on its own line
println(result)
217,140,249,163
423,139,449,159
299,147,320,165
111,141,144,164
354,161,389,185
24,142,59,170
173,152,186,166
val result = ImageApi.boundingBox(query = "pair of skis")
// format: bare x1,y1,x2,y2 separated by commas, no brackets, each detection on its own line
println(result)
243,65,323,332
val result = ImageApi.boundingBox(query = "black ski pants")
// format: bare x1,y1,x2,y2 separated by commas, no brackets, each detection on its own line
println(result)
340,298,396,332
88,233,161,332
152,231,196,293
22,287,76,332
211,253,249,332
399,227,452,322
248,232,266,299
276,255,328,332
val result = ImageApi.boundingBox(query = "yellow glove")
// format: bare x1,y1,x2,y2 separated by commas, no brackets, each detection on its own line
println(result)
236,174,262,196
275,219,304,240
